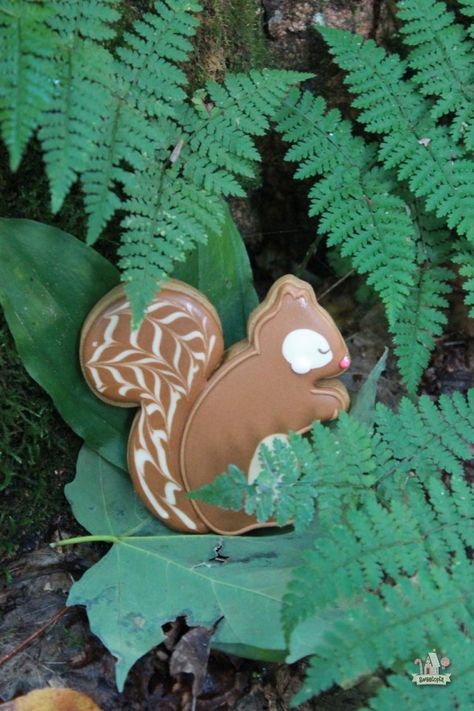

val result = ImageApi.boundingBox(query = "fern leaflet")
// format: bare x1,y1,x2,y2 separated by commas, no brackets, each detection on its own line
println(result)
393,204,453,394
398,0,474,147
82,0,200,244
459,0,474,38
276,89,417,325
320,26,474,242
116,0,200,119
453,240,474,317
39,0,118,211
0,0,55,170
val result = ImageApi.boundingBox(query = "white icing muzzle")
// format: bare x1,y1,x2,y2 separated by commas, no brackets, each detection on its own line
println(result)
282,329,333,374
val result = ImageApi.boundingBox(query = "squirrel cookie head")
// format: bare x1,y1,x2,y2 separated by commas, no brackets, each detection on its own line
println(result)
250,275,350,381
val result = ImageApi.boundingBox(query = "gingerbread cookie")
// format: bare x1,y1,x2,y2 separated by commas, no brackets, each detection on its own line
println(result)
80,275,351,534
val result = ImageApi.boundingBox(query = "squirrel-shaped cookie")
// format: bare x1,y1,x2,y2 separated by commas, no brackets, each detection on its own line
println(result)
80,275,351,535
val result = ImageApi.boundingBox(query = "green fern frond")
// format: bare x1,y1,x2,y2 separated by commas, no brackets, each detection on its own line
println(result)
374,390,474,499
393,205,453,394
285,469,474,704
182,70,313,193
40,47,115,213
82,1,201,243
188,464,250,512
82,100,173,244
276,89,417,325
459,0,474,37
47,0,119,41
453,240,474,317
120,162,224,319
393,266,451,394
284,475,473,637
37,1,119,212
292,549,472,704
116,0,201,118
208,69,312,134
119,69,306,321
0,0,55,170
397,0,474,146
320,26,474,242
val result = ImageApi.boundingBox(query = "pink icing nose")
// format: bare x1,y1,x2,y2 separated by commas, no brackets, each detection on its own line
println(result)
339,355,351,370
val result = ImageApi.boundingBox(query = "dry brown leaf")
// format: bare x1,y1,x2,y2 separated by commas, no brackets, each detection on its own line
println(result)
0,688,102,711
169,625,216,698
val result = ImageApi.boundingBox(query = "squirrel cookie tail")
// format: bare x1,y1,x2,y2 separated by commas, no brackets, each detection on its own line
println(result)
80,280,224,532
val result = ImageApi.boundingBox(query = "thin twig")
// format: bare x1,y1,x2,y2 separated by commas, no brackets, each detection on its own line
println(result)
317,269,355,300
296,234,324,276
0,606,69,668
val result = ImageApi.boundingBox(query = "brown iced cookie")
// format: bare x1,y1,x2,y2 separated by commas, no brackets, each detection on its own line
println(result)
80,275,350,535
80,281,224,533
181,275,350,534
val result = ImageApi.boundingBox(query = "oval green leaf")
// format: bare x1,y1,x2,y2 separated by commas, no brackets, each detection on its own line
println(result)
0,218,132,469
172,202,258,347
66,446,321,690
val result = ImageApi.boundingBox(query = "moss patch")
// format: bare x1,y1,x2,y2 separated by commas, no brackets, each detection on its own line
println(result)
0,313,80,563
191,0,270,86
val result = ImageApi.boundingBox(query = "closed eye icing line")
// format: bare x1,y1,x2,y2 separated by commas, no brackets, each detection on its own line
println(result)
318,348,330,354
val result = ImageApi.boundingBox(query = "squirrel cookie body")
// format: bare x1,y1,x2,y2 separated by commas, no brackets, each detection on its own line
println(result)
80,275,351,534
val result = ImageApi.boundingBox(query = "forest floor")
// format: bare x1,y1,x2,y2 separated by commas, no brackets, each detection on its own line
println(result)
0,274,471,709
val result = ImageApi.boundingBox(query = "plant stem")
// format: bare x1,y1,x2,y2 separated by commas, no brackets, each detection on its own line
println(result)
51,534,120,547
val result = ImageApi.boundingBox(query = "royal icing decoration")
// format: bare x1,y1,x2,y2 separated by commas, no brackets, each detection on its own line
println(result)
282,328,333,373
80,275,351,535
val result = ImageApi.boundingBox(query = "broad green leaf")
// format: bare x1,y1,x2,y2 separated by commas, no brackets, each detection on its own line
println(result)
65,446,321,690
350,348,388,426
172,203,258,347
0,219,132,469
287,611,343,663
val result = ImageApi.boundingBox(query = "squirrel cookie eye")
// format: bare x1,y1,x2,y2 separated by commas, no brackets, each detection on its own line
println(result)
282,329,333,373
